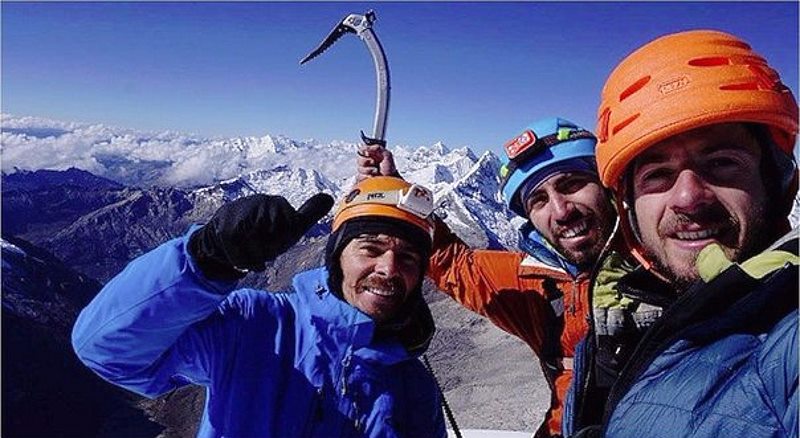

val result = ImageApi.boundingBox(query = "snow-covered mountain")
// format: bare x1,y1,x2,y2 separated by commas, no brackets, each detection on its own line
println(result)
191,166,340,208
2,113,519,249
1,113,358,188
5,112,799,249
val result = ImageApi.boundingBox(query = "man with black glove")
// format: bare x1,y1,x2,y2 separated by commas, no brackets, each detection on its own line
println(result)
72,177,446,437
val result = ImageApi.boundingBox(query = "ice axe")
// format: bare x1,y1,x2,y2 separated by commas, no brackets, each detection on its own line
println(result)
300,10,390,148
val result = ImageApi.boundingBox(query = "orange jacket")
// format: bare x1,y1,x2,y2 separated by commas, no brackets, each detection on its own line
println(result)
428,220,590,438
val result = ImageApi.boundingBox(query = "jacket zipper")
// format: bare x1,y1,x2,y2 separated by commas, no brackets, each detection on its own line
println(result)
339,348,364,434
573,242,613,430
340,352,351,397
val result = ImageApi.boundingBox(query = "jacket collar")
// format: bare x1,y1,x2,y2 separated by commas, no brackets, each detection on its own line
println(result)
518,221,581,277
292,268,374,350
291,268,432,364
617,266,677,310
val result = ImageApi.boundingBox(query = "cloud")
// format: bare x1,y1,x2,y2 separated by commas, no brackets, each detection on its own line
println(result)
0,113,470,191
2,114,226,186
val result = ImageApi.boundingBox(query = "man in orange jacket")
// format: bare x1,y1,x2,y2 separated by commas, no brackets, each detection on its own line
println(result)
357,117,617,438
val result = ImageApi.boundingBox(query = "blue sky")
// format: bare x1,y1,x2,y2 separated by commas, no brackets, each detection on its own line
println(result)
2,2,798,157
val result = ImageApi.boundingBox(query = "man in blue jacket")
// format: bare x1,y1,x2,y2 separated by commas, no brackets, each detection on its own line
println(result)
72,176,447,437
564,30,798,438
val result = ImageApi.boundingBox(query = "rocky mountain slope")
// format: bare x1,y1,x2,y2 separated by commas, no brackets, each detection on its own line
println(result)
2,236,163,437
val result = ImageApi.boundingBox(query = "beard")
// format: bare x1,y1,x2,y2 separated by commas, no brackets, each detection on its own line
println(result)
552,211,613,269
556,232,607,269
648,256,697,292
642,200,769,292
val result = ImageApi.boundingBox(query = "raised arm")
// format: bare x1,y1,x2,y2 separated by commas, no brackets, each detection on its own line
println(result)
71,230,234,396
354,143,550,342
427,217,529,314
72,194,332,397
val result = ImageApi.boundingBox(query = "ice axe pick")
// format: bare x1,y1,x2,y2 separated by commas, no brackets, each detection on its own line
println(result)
300,10,390,147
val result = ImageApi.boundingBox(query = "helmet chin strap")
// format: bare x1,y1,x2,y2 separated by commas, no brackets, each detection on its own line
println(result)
616,178,673,284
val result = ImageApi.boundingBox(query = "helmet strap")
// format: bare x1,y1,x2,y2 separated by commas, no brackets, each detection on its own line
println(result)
617,171,672,282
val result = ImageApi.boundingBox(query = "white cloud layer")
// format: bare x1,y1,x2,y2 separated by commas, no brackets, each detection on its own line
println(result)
1,114,357,188
0,113,474,191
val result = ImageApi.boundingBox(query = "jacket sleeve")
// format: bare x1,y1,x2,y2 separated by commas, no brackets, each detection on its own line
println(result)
71,227,238,398
759,311,798,435
426,217,550,351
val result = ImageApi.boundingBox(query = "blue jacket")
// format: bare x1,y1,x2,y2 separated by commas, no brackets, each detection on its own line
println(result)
72,230,446,438
564,235,798,438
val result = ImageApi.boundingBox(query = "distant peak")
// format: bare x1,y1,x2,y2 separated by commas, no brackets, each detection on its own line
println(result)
431,141,450,154
476,150,499,164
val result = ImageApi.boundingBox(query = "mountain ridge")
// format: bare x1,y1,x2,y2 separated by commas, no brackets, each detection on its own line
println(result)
2,113,516,251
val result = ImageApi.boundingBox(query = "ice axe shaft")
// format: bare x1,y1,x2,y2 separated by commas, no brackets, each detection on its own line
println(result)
300,10,390,146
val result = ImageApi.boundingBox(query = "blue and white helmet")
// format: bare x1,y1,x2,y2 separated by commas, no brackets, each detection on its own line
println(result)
499,117,598,218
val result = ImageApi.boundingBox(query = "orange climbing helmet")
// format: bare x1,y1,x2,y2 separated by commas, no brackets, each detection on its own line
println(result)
595,29,798,190
331,176,435,238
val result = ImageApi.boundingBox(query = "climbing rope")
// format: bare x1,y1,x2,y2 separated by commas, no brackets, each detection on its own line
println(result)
422,354,462,438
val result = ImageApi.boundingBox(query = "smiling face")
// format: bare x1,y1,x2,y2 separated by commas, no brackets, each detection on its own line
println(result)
630,123,769,289
339,233,424,323
525,172,615,268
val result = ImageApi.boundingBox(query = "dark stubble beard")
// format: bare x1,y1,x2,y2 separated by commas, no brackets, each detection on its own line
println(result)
560,233,607,270
646,201,770,293
559,211,614,270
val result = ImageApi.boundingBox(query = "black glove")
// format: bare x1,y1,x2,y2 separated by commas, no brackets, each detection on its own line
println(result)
189,193,334,281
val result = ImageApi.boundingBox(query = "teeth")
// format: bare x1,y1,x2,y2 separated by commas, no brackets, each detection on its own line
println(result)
562,221,589,238
364,287,396,297
675,229,718,240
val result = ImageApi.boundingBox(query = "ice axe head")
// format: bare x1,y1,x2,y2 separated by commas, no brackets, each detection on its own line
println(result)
299,11,376,65
299,10,390,147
